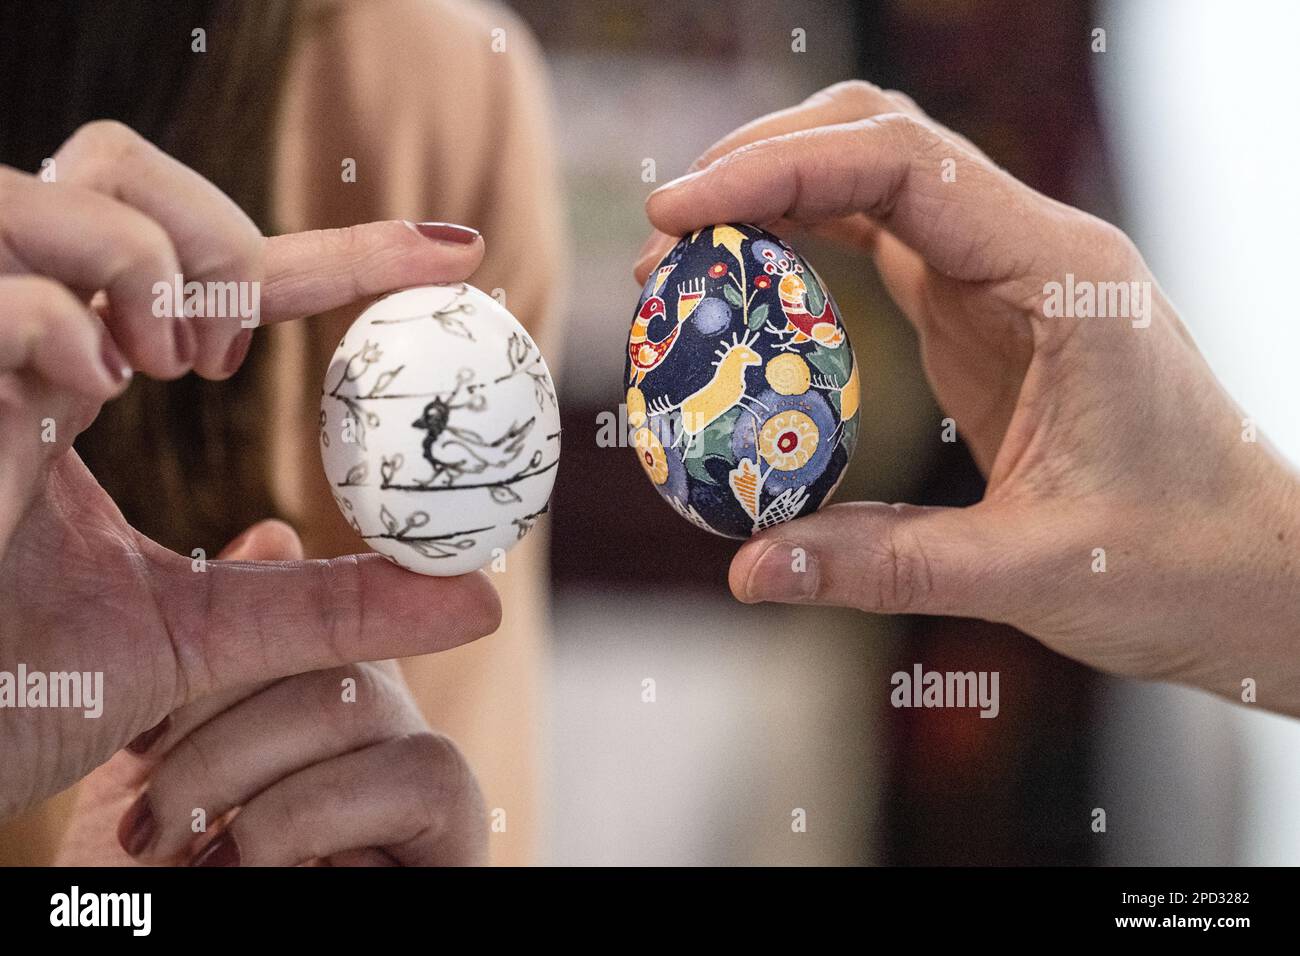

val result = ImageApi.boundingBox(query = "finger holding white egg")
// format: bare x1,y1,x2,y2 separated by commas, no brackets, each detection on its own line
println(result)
320,284,560,576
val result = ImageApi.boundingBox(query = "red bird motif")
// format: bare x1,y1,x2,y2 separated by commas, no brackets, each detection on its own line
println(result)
628,295,683,386
777,272,844,348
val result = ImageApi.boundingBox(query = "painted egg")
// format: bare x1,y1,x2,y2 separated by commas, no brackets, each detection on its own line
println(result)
320,284,560,575
625,223,859,539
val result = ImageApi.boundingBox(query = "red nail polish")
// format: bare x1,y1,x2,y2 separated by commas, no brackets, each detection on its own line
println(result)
191,831,240,867
409,221,480,244
221,330,253,377
99,333,132,385
117,793,157,857
173,319,197,366
126,715,171,755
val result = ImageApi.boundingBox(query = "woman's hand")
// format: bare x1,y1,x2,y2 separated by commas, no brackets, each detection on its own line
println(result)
54,521,485,867
636,81,1300,714
0,121,499,820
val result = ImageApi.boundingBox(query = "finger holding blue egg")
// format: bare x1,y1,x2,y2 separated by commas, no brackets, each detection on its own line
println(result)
626,223,860,539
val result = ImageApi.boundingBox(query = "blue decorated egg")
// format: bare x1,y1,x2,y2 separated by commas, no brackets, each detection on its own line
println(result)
625,223,860,539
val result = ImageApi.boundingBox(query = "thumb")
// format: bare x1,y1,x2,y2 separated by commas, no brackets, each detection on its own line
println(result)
217,519,305,561
729,501,1034,622
156,547,501,703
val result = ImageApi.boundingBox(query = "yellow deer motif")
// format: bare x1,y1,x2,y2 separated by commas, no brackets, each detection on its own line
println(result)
652,331,766,452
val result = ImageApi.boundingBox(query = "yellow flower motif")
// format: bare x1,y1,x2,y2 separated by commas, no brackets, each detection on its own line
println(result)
840,360,860,420
634,427,669,485
626,386,647,428
765,353,811,396
759,411,819,472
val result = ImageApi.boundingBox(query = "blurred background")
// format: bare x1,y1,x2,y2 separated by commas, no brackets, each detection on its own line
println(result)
515,0,1300,864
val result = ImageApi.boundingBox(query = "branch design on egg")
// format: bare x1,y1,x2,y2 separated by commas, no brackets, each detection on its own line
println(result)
494,331,558,411
368,283,478,340
325,340,396,450
361,504,491,561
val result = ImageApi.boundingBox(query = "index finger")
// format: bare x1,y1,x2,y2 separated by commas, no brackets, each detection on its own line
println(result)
645,114,1048,284
258,220,485,324
632,81,978,283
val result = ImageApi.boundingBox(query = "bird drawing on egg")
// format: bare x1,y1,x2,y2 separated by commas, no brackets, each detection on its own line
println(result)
408,370,535,487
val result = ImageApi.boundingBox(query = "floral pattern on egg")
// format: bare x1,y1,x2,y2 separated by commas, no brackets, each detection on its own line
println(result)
625,224,859,539
321,283,560,575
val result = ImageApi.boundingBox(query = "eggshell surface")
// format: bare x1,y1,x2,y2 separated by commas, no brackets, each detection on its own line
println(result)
626,224,859,539
321,284,560,575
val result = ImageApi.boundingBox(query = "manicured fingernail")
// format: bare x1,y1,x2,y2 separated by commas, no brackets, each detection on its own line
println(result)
408,221,480,244
743,540,819,602
118,793,157,856
99,333,132,385
191,830,240,867
221,329,253,377
173,319,196,366
126,715,171,755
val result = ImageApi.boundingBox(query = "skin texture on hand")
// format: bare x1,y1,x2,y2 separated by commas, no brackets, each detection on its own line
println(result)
0,122,501,821
637,81,1300,715
53,520,486,867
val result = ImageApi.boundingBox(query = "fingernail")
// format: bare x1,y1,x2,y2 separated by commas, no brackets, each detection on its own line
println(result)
652,170,701,196
408,221,480,244
743,540,819,602
99,333,132,385
220,329,253,377
191,830,240,867
173,319,196,366
126,715,171,755
636,232,663,262
118,793,157,857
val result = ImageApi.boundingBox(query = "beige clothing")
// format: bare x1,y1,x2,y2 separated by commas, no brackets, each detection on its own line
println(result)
1,0,562,866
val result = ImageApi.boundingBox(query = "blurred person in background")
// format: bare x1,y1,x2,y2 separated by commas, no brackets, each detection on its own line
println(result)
0,0,561,865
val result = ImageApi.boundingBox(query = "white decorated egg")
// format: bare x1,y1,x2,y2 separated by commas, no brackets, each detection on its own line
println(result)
320,284,561,575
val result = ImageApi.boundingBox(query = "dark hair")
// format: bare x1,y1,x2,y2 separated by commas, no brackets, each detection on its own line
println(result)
0,0,299,552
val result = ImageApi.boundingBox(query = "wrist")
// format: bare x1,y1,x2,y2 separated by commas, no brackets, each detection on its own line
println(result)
1214,453,1300,713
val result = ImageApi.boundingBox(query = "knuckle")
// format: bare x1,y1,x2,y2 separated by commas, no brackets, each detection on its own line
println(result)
62,119,143,166
1084,216,1142,272
873,111,937,153
317,225,364,260
884,88,920,112
307,663,387,737
166,733,230,818
324,554,366,665
403,731,476,823
197,223,262,284
263,784,308,847
858,508,934,614
108,215,176,279
826,79,886,113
